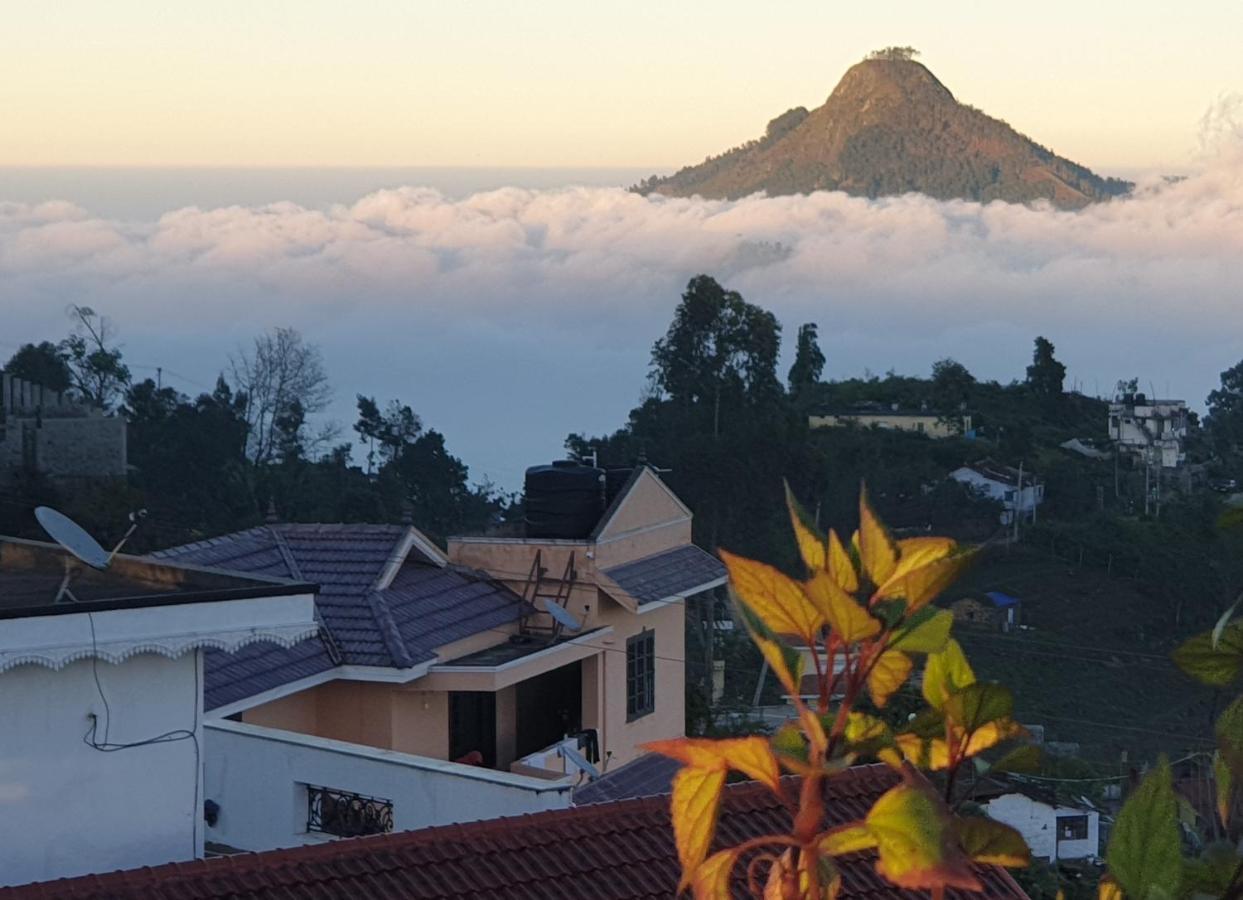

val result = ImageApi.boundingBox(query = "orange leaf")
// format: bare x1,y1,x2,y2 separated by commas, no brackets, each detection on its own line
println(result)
669,766,727,890
876,549,975,611
691,848,739,900
806,572,880,643
721,549,823,644
858,486,898,587
954,816,1031,868
786,481,827,572
820,823,878,855
828,529,859,593
643,737,782,793
865,781,980,890
960,719,1024,759
1098,876,1123,900
868,649,913,708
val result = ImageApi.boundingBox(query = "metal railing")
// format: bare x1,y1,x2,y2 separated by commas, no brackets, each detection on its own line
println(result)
306,785,394,838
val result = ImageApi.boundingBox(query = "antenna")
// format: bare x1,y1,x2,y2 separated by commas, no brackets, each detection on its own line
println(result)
35,507,110,570
544,599,583,633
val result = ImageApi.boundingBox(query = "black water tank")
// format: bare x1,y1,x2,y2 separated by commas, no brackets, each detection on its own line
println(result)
524,461,605,538
604,467,634,506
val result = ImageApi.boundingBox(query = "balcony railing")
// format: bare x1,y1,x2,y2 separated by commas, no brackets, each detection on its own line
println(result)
306,784,394,838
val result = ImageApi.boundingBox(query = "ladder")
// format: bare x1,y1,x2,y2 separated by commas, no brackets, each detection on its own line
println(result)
520,550,578,640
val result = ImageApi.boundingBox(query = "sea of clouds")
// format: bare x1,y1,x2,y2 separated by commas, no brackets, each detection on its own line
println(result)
1,146,1241,487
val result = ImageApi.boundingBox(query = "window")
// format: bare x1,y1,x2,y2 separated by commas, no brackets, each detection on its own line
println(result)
306,785,393,837
1057,814,1089,841
627,630,655,721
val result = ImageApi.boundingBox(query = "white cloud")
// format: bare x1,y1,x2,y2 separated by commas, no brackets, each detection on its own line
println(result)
2,153,1242,487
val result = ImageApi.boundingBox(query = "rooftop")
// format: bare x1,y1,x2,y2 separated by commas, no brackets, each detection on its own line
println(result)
953,459,1040,487
602,544,726,607
152,523,529,710
573,751,680,804
1,766,1025,899
442,628,607,667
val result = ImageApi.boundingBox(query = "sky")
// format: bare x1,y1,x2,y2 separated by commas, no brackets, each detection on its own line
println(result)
3,1,1242,173
2,4,1242,492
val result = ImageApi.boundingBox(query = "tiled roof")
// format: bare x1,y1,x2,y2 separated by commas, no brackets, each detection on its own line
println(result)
1,766,1025,899
573,751,681,804
602,544,726,606
153,524,527,709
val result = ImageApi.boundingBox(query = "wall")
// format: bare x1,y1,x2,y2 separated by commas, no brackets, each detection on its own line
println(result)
203,719,572,853
0,373,127,482
984,793,1099,861
0,653,202,887
808,413,964,439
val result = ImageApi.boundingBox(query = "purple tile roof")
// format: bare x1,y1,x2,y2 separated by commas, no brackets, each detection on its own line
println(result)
602,544,727,606
153,524,528,709
573,751,681,805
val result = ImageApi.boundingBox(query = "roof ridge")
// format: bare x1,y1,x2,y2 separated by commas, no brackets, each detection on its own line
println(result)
365,587,414,668
148,525,271,558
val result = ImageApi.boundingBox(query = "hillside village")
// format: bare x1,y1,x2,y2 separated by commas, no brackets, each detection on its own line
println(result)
4,281,1243,897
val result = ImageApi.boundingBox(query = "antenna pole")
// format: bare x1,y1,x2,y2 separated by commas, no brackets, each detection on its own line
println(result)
106,509,148,564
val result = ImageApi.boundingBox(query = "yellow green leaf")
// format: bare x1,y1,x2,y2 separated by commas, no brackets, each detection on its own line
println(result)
865,781,980,890
1098,876,1123,900
875,549,975,612
988,744,1042,775
844,712,902,768
691,848,739,900
959,719,1024,760
820,823,878,855
1106,757,1182,900
785,481,827,572
922,639,976,710
954,817,1030,868
721,549,823,644
806,571,880,643
868,649,913,708
889,607,953,654
828,529,859,593
892,536,958,580
669,766,727,889
643,736,781,792
858,486,898,587
1214,752,1232,828
943,682,1014,733
1172,624,1243,686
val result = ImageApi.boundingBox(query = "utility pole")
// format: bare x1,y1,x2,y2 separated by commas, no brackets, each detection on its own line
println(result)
1013,461,1024,543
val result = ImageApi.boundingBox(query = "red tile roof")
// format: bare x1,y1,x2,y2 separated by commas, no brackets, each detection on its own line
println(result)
3,766,1025,899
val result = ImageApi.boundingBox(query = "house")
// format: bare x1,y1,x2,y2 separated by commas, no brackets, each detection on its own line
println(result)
977,778,1101,862
0,764,1027,899
0,372,127,485
951,591,1021,632
810,403,971,439
0,533,318,887
949,459,1043,525
1108,392,1187,469
447,462,726,772
149,462,722,853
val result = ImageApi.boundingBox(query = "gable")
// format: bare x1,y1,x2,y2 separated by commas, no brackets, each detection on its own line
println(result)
594,468,691,541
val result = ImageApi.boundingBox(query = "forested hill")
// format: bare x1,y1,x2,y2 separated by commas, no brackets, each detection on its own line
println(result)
634,50,1131,209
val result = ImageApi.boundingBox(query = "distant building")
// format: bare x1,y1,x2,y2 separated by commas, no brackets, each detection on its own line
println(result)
809,403,971,439
949,460,1043,525
952,591,1021,632
1108,392,1187,469
977,779,1101,862
0,372,127,484
0,533,317,887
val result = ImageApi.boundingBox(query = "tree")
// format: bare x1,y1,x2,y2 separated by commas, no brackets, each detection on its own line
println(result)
1207,361,1243,457
648,485,1031,897
1025,336,1066,398
650,275,783,433
930,358,975,408
3,342,72,392
867,46,920,61
231,327,332,467
355,395,422,473
61,305,131,409
787,323,825,396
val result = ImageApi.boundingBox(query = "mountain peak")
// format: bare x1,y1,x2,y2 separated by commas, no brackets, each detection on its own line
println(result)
635,54,1130,209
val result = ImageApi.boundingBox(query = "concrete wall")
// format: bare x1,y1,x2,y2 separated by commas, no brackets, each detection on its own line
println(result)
203,719,572,853
0,653,202,887
985,793,1099,861
0,373,127,482
809,413,966,439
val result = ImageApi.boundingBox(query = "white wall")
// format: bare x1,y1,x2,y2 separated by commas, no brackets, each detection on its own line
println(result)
204,719,573,853
0,653,202,887
985,793,1099,861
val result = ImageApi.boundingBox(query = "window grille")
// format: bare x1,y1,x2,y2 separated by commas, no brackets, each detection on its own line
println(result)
306,785,394,837
626,630,655,721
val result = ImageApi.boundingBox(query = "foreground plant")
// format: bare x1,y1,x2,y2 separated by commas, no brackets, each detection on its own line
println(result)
647,484,1032,898
1094,612,1243,899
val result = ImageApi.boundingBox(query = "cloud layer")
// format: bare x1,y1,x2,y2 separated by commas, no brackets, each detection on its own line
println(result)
2,155,1242,487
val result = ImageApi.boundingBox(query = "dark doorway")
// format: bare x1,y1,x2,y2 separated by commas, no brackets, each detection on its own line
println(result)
449,691,497,768
515,661,582,759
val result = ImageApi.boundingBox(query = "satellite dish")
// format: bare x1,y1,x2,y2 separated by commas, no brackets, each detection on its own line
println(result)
544,600,582,633
35,506,111,570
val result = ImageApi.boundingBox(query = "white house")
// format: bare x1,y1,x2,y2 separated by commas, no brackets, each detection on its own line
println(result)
949,460,1044,525
1108,394,1187,469
980,783,1100,862
0,535,319,888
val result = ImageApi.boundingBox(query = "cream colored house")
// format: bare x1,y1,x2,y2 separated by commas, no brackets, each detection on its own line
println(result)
809,407,971,439
152,465,722,852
